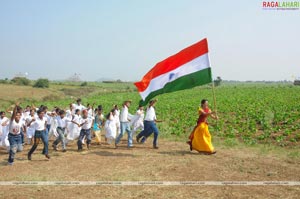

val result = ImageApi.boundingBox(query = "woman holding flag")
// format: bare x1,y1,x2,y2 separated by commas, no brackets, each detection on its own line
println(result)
187,99,218,155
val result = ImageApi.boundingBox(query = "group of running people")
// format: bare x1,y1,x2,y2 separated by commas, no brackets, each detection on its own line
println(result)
0,98,161,165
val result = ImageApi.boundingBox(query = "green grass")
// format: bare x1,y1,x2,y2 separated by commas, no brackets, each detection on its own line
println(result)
1,81,300,148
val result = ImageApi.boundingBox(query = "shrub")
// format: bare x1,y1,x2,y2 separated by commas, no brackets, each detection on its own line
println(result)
0,78,9,84
11,77,31,86
33,78,49,88
80,81,88,87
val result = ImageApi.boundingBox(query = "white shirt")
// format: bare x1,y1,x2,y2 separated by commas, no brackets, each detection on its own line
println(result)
56,116,71,128
20,114,26,127
33,117,47,131
45,112,52,124
65,110,73,120
72,103,86,114
120,106,130,122
0,117,9,126
87,109,93,117
26,115,37,128
9,119,23,135
144,106,156,121
23,111,30,118
80,117,94,130
136,110,144,120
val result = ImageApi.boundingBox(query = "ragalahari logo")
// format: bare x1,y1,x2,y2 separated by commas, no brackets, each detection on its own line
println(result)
262,1,300,10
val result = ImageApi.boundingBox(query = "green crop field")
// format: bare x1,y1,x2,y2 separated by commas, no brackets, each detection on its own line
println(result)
1,82,299,148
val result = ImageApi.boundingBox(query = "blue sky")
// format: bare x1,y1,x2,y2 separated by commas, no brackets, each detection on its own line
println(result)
0,0,299,81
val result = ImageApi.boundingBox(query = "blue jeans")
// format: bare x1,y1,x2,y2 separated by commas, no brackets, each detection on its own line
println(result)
28,130,49,155
138,121,159,146
41,130,49,154
137,121,151,138
115,122,133,147
77,129,91,150
21,131,24,144
46,124,51,134
8,133,23,163
53,127,66,150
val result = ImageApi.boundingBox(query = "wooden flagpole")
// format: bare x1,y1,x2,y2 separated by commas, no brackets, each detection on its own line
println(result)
212,80,217,115
211,79,219,133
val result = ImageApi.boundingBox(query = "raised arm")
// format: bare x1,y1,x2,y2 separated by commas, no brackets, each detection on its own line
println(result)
11,102,20,121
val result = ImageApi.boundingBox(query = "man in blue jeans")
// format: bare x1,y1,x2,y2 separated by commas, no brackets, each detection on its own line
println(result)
77,110,94,151
136,99,162,149
53,110,78,152
136,99,161,149
7,103,24,165
27,110,50,160
115,100,133,148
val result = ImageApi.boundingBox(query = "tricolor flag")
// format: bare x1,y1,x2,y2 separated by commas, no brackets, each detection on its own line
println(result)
135,38,212,105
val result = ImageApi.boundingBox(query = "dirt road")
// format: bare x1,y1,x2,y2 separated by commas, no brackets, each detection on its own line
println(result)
0,137,299,198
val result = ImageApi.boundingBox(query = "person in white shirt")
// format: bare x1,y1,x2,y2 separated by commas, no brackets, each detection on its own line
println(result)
27,110,50,160
14,106,26,145
23,105,31,118
67,109,82,142
48,107,60,139
77,110,94,151
71,98,86,115
7,103,25,165
115,100,133,148
52,110,79,152
25,109,37,145
136,99,162,149
86,103,95,118
41,106,52,134
105,109,117,145
0,111,10,152
113,105,121,136
130,105,145,137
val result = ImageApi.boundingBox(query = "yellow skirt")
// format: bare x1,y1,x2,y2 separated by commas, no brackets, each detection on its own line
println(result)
191,122,214,153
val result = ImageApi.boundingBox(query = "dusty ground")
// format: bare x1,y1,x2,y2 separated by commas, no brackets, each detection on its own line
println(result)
0,136,300,199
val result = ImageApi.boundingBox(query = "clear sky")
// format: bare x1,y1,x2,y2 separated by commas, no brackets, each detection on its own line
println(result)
0,0,299,81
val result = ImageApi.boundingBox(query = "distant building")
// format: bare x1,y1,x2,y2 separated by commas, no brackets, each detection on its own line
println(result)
67,73,81,82
14,72,26,78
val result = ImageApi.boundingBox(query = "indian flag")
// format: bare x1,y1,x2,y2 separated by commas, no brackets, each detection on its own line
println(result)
135,38,212,105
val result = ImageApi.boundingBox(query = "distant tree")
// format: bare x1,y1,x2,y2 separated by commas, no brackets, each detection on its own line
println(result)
0,78,9,84
11,77,31,86
33,78,49,88
80,81,88,87
214,76,222,87
294,80,300,86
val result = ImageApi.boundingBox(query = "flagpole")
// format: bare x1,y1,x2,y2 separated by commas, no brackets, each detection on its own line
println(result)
207,42,217,117
211,79,217,115
207,40,218,132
